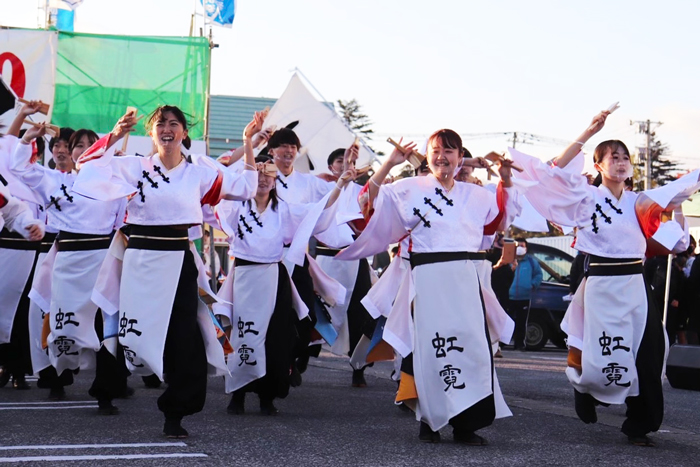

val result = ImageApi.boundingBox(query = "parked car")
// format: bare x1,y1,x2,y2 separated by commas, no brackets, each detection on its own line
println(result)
524,243,575,350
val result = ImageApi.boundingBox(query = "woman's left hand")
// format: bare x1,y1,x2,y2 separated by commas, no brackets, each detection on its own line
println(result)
338,166,357,187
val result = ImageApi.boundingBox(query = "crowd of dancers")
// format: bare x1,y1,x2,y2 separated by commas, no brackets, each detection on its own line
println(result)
0,101,698,446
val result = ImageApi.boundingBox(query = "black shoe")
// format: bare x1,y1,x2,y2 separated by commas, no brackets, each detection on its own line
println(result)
289,364,302,387
48,386,66,401
574,389,597,424
454,430,488,446
260,399,279,416
0,367,10,388
97,400,119,415
628,434,655,447
163,419,188,439
227,392,245,415
351,369,367,388
142,374,162,389
12,375,30,390
418,422,441,443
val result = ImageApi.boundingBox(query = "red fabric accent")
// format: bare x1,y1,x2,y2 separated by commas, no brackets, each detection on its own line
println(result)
635,193,670,257
350,218,367,232
201,171,224,207
0,194,7,208
358,182,373,221
77,134,110,164
483,181,506,235
0,52,26,97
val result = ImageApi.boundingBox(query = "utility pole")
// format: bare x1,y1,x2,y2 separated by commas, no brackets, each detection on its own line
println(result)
630,119,662,190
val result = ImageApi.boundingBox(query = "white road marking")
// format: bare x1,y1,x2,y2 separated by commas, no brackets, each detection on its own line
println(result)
0,442,187,451
0,405,97,410
0,453,207,463
0,401,95,406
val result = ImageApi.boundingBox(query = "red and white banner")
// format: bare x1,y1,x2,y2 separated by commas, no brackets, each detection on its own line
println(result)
0,29,58,127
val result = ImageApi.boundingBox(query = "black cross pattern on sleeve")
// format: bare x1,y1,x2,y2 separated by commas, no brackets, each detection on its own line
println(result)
412,207,431,228
153,165,170,183
136,181,146,202
276,175,288,189
248,209,263,227
604,197,623,215
434,187,454,206
424,197,443,216
48,195,62,211
59,184,74,203
141,170,159,189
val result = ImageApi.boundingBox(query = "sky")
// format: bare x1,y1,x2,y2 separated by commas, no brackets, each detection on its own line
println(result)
2,0,700,174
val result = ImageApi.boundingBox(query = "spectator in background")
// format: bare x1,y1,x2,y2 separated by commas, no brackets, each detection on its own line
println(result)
683,235,696,278
508,238,543,350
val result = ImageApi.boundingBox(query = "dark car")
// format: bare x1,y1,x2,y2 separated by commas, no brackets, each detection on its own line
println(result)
524,243,575,350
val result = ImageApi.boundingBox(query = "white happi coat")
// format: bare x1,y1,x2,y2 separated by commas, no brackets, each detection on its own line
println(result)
337,174,520,431
510,148,698,404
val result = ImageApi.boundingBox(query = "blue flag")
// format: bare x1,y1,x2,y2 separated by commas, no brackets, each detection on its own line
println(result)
200,0,236,28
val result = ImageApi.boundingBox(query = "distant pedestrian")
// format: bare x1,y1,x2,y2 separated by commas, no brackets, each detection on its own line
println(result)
508,238,542,350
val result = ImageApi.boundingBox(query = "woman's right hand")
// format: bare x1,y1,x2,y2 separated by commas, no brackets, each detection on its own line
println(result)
21,123,47,143
111,110,139,140
20,100,44,117
387,138,416,167
243,111,265,140
584,110,611,137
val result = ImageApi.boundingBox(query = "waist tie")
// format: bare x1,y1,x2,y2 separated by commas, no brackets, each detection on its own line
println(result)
234,258,278,267
410,251,487,269
127,225,189,252
0,228,40,251
585,255,643,277
39,232,58,253
56,231,112,252
315,245,343,257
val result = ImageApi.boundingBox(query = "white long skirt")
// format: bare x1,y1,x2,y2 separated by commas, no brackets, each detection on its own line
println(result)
0,247,36,344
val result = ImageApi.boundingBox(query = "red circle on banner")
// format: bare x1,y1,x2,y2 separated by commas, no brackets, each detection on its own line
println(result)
0,52,26,98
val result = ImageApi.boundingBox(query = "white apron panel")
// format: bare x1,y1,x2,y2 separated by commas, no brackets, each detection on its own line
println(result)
47,249,107,374
225,263,278,393
412,260,499,431
0,248,35,343
564,274,647,405
119,248,184,379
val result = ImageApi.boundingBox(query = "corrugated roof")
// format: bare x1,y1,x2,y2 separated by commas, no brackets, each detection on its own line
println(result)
208,95,277,156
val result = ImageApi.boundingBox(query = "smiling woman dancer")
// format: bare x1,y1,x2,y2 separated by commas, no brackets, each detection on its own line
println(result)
336,129,519,445
510,109,700,447
74,106,258,438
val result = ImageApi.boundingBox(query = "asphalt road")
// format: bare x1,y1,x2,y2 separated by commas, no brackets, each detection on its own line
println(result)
1,347,699,466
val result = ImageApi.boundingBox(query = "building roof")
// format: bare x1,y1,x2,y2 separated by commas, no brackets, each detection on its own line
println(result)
208,94,277,156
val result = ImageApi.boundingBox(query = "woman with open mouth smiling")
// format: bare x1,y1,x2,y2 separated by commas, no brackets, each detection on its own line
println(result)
71,105,259,438
335,129,520,446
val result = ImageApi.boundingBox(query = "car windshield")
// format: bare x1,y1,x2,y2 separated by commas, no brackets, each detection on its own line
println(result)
531,250,572,284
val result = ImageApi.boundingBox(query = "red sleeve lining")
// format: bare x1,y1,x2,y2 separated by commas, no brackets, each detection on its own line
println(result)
201,171,224,207
483,182,505,236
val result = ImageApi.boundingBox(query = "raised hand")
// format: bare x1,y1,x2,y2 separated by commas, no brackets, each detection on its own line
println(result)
20,100,44,117
251,126,274,149
387,138,417,167
584,110,611,137
21,122,47,143
243,111,265,140
111,110,139,140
